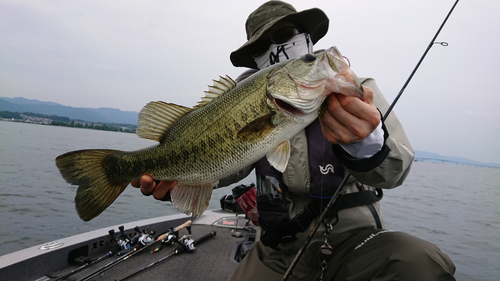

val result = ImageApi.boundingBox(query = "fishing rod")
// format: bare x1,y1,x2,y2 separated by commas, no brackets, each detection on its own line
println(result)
383,1,458,120
282,1,460,280
79,220,191,281
50,226,123,280
52,251,114,281
50,224,134,280
117,231,217,281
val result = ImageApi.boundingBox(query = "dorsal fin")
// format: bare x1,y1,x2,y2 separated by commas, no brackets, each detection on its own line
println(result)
193,75,236,110
136,101,192,142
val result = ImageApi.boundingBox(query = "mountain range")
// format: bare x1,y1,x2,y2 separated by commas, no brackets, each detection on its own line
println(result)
0,97,138,125
1,97,498,168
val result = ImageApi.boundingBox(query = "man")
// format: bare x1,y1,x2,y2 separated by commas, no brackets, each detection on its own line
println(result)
133,1,456,280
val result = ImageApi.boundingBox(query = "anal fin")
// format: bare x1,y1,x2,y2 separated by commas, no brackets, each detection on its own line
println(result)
170,183,214,217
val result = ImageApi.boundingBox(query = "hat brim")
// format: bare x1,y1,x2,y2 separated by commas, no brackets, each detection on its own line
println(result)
230,8,329,68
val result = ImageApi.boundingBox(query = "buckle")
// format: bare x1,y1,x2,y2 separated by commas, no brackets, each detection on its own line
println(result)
281,235,297,244
292,205,315,232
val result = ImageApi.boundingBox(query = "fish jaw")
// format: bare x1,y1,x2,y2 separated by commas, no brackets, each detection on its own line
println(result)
323,46,364,99
267,47,363,117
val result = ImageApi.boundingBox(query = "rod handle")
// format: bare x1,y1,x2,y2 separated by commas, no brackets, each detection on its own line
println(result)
156,220,193,241
194,231,217,247
173,220,192,232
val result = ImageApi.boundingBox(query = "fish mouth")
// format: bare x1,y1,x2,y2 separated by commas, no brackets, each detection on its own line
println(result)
270,47,363,117
271,70,329,116
271,75,328,116
272,95,327,116
323,47,364,99
273,97,311,116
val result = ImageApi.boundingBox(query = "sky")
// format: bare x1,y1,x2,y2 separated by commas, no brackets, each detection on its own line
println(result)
1,0,499,164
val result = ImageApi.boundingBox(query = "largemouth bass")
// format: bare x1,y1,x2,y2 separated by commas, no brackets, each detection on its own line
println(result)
56,46,363,221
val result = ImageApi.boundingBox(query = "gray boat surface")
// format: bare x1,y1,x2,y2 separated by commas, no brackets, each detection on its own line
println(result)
0,209,256,281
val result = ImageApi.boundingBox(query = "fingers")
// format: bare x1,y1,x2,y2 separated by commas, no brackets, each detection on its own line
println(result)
131,175,177,200
139,175,157,195
360,85,374,104
153,181,177,200
320,86,380,144
320,105,362,144
130,178,141,188
335,86,376,119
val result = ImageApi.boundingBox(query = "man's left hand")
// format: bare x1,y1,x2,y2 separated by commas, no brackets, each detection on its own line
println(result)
319,85,380,145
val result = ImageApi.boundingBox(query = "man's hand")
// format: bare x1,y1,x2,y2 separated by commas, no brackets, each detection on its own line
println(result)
131,175,176,200
319,85,380,145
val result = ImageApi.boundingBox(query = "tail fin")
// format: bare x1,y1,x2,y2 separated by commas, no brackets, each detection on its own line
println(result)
55,149,128,221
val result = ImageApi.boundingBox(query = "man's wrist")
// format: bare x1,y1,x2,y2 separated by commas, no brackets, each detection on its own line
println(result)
340,121,384,159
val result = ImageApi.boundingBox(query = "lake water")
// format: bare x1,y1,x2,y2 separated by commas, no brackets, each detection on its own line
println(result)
0,121,499,280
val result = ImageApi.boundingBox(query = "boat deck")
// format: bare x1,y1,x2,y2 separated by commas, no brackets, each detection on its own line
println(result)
56,225,246,281
1,210,256,281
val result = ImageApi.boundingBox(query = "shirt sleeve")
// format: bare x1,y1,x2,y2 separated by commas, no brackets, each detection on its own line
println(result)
332,78,415,189
340,121,384,159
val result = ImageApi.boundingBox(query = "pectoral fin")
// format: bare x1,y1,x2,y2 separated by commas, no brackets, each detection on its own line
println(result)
266,140,290,173
170,183,214,217
237,113,277,142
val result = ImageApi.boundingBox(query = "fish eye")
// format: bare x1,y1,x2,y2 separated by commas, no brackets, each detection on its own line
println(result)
302,53,316,62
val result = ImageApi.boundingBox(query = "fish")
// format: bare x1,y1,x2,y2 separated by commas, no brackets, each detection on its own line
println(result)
55,46,363,221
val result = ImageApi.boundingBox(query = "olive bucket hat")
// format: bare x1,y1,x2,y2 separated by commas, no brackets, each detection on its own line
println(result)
230,1,329,68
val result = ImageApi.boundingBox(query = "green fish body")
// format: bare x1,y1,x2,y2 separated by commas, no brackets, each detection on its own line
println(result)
56,47,363,221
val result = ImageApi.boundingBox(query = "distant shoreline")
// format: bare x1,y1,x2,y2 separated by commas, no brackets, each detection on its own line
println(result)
2,111,498,169
0,118,135,133
0,110,136,133
414,157,499,169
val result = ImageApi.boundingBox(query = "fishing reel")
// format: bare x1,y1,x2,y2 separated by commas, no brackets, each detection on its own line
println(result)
172,233,196,253
131,226,155,248
180,237,196,252
162,224,192,246
176,230,217,253
153,223,193,254
108,226,132,252
109,225,156,255
162,231,179,246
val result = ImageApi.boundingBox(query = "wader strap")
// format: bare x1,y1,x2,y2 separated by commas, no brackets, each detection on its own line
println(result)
290,188,383,232
333,188,383,211
260,188,383,249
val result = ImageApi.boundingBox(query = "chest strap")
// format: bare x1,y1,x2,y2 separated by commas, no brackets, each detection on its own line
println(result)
260,188,383,249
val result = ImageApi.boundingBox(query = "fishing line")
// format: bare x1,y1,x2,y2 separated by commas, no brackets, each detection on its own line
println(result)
282,1,459,280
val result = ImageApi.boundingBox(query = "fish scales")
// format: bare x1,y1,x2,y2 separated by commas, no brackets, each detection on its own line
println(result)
161,76,268,181
56,47,364,221
110,75,271,185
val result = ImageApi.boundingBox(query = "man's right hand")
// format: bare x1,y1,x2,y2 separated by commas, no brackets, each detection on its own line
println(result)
131,175,177,200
